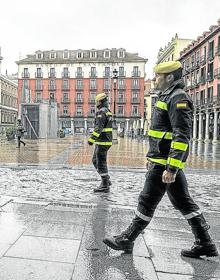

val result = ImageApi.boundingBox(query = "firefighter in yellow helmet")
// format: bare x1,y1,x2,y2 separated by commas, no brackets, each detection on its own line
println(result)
103,61,218,258
88,93,113,192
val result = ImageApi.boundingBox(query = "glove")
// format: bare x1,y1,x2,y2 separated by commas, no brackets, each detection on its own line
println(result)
88,141,93,146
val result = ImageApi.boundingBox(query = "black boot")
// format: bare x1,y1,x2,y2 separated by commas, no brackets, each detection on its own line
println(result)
103,217,148,253
181,214,219,258
93,175,111,193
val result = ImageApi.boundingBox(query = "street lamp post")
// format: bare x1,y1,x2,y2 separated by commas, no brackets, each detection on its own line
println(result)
112,68,118,144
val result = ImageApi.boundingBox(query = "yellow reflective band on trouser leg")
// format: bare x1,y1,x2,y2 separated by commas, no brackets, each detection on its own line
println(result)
88,138,96,143
156,101,168,111
147,157,167,165
171,141,188,151
135,210,152,222
95,142,112,145
184,210,202,219
92,131,100,137
164,132,173,139
167,157,185,169
102,128,113,132
148,129,172,139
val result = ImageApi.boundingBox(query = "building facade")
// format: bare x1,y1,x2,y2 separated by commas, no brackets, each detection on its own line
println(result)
157,34,192,63
17,48,147,135
0,49,18,133
179,19,220,142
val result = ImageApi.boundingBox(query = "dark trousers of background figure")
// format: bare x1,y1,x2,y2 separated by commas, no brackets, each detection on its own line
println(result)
137,164,200,221
92,145,111,175
17,136,25,148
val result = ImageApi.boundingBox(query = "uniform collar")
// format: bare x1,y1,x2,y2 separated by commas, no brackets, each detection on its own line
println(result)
159,79,185,96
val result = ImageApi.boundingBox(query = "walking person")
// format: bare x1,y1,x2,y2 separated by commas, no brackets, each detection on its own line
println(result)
88,93,113,193
103,61,219,258
16,119,26,148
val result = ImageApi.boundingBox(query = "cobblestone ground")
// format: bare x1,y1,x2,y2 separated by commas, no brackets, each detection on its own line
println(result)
0,135,220,213
0,167,219,213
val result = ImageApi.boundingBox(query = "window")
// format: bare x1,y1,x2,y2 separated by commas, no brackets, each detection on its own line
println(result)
132,105,138,116
133,66,139,77
207,87,213,103
132,79,139,89
36,79,42,90
90,92,96,102
200,90,205,105
90,79,96,89
104,67,110,77
77,52,83,58
36,92,42,102
208,41,214,60
36,68,42,78
49,68,56,78
50,52,56,59
132,91,139,101
118,79,125,89
217,84,220,100
37,53,42,59
76,79,83,89
104,79,110,90
63,92,68,102
49,80,56,90
90,67,96,77
50,92,55,101
76,105,83,116
207,63,213,80
63,105,69,115
77,67,82,73
63,50,69,59
104,51,110,58
89,106,95,115
23,68,29,78
119,66,125,76
90,51,96,58
118,50,124,58
118,92,125,102
118,105,124,115
63,80,69,89
77,93,82,101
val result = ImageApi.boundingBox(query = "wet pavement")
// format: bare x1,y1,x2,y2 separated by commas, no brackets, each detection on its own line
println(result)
1,135,220,170
0,135,220,279
0,197,219,280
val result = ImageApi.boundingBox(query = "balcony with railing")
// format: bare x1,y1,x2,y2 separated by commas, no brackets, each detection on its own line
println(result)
103,84,111,90
22,72,30,78
62,71,70,78
118,71,126,77
61,99,70,104
75,98,83,104
89,98,96,104
48,72,56,78
90,85,97,90
117,98,126,104
103,71,111,78
48,84,56,91
88,112,95,117
131,83,140,90
118,84,126,90
131,112,141,117
62,84,70,90
200,76,206,85
200,55,206,65
207,72,214,82
35,72,43,78
75,84,84,90
215,45,220,56
75,71,84,78
117,112,125,117
207,52,214,61
214,68,220,79
131,98,140,104
132,71,141,77
35,84,43,91
89,71,97,78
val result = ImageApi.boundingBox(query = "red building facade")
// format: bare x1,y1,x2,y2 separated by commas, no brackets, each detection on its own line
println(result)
17,48,147,134
179,19,220,142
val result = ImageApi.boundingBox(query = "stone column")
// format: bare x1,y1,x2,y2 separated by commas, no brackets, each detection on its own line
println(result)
125,119,129,136
213,109,218,143
204,111,209,142
192,113,197,140
84,118,87,134
198,113,203,141
71,118,74,135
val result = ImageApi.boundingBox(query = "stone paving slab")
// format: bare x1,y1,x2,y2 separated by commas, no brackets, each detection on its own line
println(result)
0,257,74,280
157,272,220,280
149,245,220,278
5,235,80,263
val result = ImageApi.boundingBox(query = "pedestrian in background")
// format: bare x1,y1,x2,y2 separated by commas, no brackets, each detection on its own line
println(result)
103,61,219,259
16,119,26,148
88,93,113,193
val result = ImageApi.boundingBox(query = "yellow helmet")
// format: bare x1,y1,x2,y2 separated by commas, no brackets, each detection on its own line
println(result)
154,61,182,74
95,93,107,102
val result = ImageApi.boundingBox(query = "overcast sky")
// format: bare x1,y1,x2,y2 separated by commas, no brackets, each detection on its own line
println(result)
0,0,220,78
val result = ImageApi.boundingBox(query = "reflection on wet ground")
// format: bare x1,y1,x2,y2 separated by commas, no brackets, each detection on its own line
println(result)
1,135,220,170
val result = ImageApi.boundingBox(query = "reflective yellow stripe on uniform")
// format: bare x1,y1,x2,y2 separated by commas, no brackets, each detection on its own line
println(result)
171,141,188,151
106,112,112,116
102,128,113,132
148,129,172,140
92,131,100,137
147,157,167,165
156,101,168,111
88,138,95,143
95,142,112,145
167,157,185,169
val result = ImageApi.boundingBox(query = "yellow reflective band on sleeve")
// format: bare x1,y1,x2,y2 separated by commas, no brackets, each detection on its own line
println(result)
88,138,95,143
148,130,172,139
156,101,168,111
147,157,167,165
167,157,185,169
95,142,112,145
102,128,113,132
176,102,187,108
171,141,188,151
92,131,100,137
106,112,112,116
